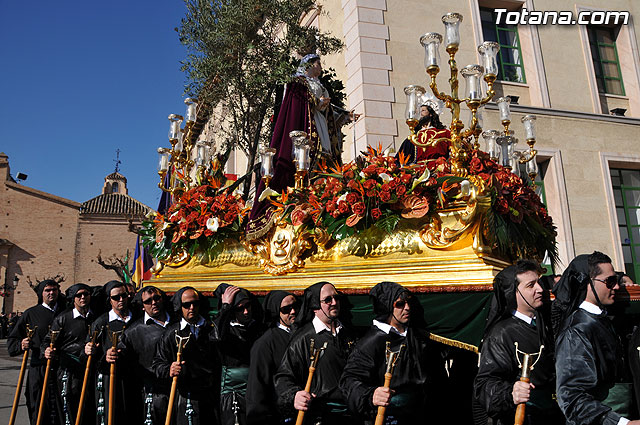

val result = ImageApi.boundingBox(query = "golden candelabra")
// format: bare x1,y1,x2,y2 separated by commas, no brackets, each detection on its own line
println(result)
407,12,539,180
157,98,210,196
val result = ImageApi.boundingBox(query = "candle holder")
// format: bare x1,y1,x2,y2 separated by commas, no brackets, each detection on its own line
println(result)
290,131,310,190
260,147,276,188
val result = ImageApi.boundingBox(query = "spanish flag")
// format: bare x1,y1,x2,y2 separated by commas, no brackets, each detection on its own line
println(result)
132,235,153,288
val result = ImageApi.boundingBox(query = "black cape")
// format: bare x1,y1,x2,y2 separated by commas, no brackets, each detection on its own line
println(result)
275,320,357,420
340,325,448,424
555,308,625,425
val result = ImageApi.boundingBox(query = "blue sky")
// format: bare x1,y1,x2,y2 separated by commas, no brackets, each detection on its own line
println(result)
0,0,191,209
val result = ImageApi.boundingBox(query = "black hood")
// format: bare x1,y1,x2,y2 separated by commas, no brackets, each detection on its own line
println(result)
132,285,172,317
483,265,519,342
66,283,90,300
551,254,590,337
263,290,294,326
214,283,262,323
369,281,408,322
171,286,211,319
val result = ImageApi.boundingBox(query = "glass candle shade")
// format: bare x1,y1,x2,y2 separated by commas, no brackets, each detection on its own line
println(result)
174,133,184,153
526,154,539,178
195,142,208,167
420,33,443,69
476,106,485,130
496,97,511,122
496,132,514,167
260,147,276,178
461,64,484,101
404,85,426,121
290,131,310,171
482,130,500,160
157,149,169,172
521,115,537,140
442,13,463,50
478,41,500,78
168,114,183,141
510,156,521,177
184,98,198,124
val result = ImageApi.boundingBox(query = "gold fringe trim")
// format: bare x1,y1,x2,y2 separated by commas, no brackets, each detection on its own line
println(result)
429,333,478,354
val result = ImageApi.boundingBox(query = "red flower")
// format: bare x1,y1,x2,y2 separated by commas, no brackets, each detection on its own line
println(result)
400,173,412,184
352,202,366,216
380,191,391,202
400,195,430,219
363,179,377,190
495,198,509,214
396,185,407,196
338,201,349,214
371,208,382,220
346,192,360,204
470,157,484,174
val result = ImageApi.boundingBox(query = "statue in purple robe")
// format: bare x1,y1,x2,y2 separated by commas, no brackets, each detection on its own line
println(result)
246,54,356,240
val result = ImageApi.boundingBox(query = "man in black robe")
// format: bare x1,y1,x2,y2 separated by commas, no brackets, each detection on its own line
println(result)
214,283,263,425
474,260,562,425
246,290,298,425
84,280,136,425
7,279,63,425
340,281,448,425
43,283,95,425
275,281,358,425
110,285,173,424
554,252,640,425
153,286,220,425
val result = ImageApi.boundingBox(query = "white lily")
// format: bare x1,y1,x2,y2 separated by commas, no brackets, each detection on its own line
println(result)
258,187,279,202
206,217,220,232
338,193,348,203
410,168,431,192
379,173,392,183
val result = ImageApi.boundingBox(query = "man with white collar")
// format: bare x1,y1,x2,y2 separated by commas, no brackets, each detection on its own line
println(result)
8,279,63,425
109,285,173,424
153,286,220,425
84,280,134,424
555,252,640,425
340,281,448,424
474,260,562,425
247,290,298,425
275,281,357,425
43,283,95,425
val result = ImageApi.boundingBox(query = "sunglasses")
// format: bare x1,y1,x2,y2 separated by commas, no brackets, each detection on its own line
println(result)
393,298,412,309
142,295,162,305
280,303,300,314
74,291,90,299
181,300,201,309
593,275,619,289
110,294,128,301
233,303,252,312
320,295,340,305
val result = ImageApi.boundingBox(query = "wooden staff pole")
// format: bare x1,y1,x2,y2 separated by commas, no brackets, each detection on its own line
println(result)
295,339,326,425
9,325,36,425
165,332,190,425
75,329,99,425
36,329,59,425
374,342,404,425
514,353,532,425
374,372,393,425
107,329,122,425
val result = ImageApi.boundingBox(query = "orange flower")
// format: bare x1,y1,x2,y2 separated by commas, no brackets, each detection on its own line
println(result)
400,195,430,219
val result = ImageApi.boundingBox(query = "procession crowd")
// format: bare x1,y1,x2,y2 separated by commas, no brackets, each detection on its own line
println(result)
6,251,640,425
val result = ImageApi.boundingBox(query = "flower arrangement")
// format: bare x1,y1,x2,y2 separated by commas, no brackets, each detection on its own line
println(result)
268,145,557,264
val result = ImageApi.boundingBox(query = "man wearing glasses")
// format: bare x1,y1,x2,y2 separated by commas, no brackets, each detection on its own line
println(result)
247,290,299,425
275,281,357,425
340,281,448,424
42,283,94,425
85,280,134,423
554,252,640,425
108,286,172,424
153,286,220,425
474,261,562,425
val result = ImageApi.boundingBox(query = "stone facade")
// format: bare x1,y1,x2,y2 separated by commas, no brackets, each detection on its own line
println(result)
0,153,150,312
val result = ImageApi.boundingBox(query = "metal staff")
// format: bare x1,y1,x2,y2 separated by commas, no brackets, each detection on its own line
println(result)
295,339,327,425
9,324,36,425
165,332,190,425
36,328,60,425
374,341,405,425
75,328,100,425
107,328,123,425
514,342,544,425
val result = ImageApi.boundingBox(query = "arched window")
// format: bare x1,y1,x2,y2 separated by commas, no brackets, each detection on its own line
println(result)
112,182,119,193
